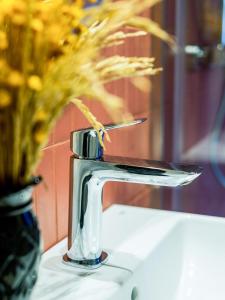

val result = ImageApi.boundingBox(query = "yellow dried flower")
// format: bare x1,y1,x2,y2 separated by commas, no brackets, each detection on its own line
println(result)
70,6,83,19
0,1,13,16
31,18,44,32
61,6,71,16
34,4,49,23
0,31,8,50
11,14,26,26
33,128,48,144
0,0,172,186
131,77,151,93
0,59,8,69
0,14,4,25
28,76,42,91
12,0,26,13
8,71,24,87
34,110,48,121
46,25,62,44
0,90,11,108
74,0,84,8
75,24,87,34
66,35,78,45
71,98,108,147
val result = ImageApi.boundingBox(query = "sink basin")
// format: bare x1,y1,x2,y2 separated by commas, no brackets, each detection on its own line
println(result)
118,211,225,300
32,205,225,300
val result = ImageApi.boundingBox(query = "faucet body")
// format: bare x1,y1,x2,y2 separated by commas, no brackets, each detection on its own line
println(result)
63,119,202,269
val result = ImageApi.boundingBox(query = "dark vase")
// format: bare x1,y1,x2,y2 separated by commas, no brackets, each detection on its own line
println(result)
0,177,42,300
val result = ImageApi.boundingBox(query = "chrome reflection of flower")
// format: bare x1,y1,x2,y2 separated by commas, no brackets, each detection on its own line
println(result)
84,0,103,8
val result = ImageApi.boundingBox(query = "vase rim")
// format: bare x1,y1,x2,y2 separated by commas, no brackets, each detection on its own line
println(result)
0,176,42,198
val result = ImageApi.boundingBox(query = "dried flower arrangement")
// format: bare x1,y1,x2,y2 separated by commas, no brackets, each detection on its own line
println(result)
0,0,174,188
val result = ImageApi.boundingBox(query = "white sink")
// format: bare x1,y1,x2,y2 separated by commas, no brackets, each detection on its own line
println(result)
32,205,225,300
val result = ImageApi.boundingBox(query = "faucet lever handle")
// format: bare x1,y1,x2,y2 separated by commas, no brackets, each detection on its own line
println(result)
71,118,146,159
103,118,146,131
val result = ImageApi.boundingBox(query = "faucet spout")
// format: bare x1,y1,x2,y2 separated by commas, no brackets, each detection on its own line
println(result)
63,154,202,269
101,155,202,187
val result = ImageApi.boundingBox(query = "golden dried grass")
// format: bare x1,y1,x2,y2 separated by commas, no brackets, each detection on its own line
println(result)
0,0,174,186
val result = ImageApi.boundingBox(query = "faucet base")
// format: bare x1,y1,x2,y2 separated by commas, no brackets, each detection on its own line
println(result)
62,251,108,269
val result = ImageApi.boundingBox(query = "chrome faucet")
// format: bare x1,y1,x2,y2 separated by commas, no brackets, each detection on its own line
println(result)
63,118,202,269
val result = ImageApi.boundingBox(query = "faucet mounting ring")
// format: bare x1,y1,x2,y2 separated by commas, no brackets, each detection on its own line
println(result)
62,251,108,269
